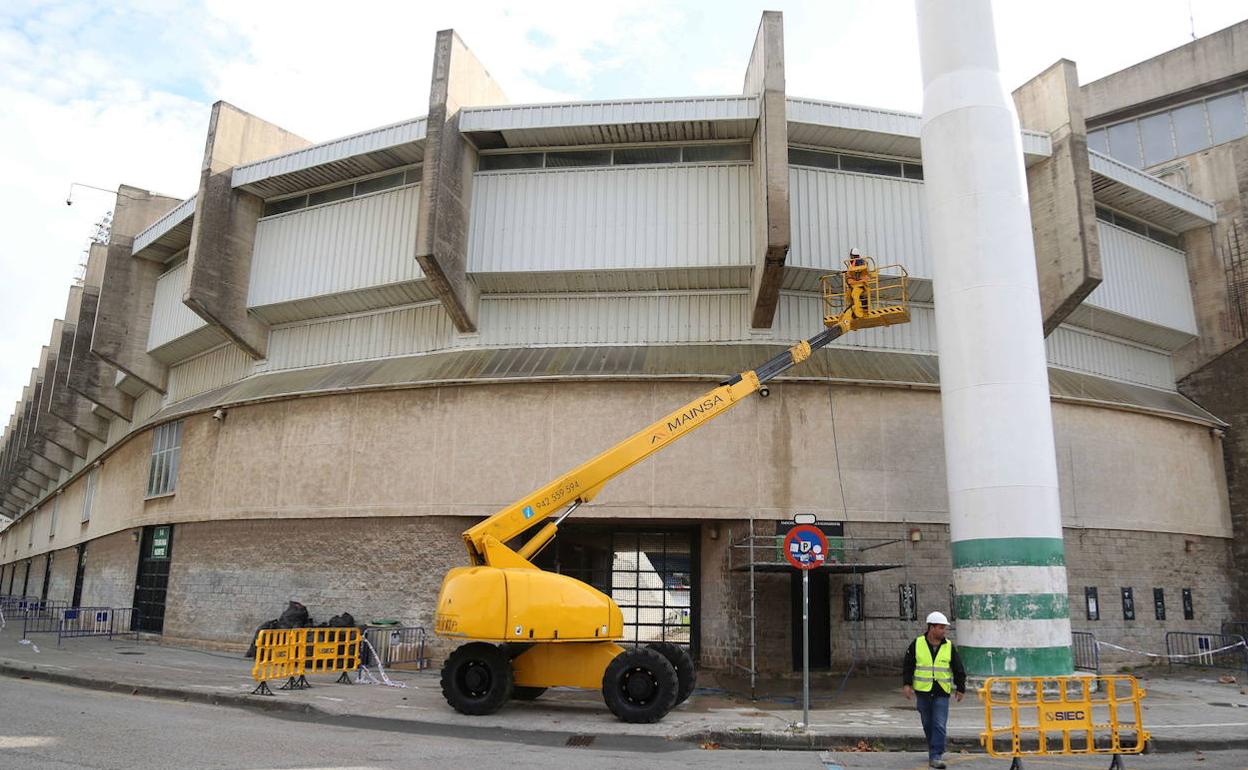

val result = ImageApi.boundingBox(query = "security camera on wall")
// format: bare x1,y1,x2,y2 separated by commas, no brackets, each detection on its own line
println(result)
211,408,226,422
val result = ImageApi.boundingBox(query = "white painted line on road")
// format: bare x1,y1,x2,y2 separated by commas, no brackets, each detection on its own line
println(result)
0,736,57,748
1153,722,1248,728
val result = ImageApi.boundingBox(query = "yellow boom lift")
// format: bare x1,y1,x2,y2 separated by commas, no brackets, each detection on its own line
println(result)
435,253,909,722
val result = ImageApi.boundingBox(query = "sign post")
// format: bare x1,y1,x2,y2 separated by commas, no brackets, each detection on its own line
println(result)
784,519,829,728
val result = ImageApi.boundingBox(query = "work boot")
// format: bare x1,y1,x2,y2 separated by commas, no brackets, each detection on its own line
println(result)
928,760,947,769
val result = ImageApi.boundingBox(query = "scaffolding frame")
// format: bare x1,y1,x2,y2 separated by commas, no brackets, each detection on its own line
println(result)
726,517,909,699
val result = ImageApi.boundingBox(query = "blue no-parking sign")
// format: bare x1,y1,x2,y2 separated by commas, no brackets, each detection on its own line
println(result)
784,524,829,570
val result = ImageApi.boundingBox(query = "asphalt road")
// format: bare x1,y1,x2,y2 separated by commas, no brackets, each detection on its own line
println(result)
1,676,1245,770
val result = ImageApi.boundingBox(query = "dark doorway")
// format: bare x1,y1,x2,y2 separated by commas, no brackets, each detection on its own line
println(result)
534,525,698,657
791,570,832,671
72,543,87,607
40,553,52,602
133,525,173,633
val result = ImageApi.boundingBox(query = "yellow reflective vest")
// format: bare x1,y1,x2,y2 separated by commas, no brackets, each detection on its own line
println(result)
912,635,954,693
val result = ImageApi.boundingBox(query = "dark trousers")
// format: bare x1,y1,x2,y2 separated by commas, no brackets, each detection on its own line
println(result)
915,690,950,760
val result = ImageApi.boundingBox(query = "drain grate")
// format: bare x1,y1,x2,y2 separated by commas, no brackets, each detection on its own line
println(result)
565,735,596,748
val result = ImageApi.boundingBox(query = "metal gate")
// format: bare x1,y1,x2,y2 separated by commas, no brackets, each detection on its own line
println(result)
536,526,698,655
133,525,173,633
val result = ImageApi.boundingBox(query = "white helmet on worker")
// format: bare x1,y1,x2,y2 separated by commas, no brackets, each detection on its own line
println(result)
925,611,949,626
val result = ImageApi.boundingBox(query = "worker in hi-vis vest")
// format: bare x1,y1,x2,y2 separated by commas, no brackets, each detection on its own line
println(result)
901,611,967,769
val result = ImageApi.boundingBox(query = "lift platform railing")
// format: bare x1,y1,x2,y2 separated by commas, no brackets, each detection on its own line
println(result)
820,258,910,331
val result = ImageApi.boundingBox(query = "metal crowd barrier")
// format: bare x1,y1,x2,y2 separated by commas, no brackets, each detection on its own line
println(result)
251,627,362,696
981,675,1149,769
1071,631,1100,674
362,626,430,671
58,606,141,644
1165,631,1248,672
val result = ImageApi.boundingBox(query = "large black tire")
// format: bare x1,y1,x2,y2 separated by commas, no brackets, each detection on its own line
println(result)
441,642,514,716
647,642,696,706
512,686,547,701
601,647,679,723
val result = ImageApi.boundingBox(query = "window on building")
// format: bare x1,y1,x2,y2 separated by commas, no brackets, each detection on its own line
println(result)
1121,587,1135,621
48,496,57,538
788,147,840,170
353,171,406,196
1207,92,1248,145
613,146,683,165
903,163,924,180
843,583,864,621
1171,102,1210,156
681,144,751,163
82,467,98,523
545,149,612,168
306,183,354,207
1085,587,1099,620
27,518,34,547
261,166,422,217
1087,128,1109,155
839,153,904,177
478,152,545,171
146,421,184,498
1153,588,1166,620
1107,121,1142,166
1182,588,1194,620
898,583,917,621
1094,206,1182,249
1138,112,1175,167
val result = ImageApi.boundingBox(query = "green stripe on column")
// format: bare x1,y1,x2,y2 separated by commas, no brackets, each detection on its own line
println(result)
954,593,1069,620
958,645,1073,677
952,538,1066,568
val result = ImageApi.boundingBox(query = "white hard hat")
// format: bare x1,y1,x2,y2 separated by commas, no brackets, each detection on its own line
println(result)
849,248,861,257
926,611,949,625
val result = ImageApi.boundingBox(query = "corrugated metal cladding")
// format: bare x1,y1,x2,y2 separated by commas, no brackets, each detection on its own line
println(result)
788,166,931,278
784,96,1052,163
262,303,454,372
147,261,206,351
231,116,427,193
132,390,163,425
248,185,423,313
166,345,254,404
132,195,196,255
1087,222,1199,334
1046,326,1174,390
468,164,754,277
1087,150,1216,232
461,96,758,130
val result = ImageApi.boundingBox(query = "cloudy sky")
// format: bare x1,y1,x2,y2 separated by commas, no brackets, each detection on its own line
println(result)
1,0,1245,425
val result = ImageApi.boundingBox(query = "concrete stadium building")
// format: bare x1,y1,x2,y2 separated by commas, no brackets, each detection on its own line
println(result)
2,14,1246,675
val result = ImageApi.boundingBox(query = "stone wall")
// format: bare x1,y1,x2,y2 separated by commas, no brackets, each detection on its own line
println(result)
161,516,464,654
46,545,78,603
79,529,140,610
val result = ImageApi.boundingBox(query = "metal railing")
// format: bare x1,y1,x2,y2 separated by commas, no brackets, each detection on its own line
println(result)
20,605,141,645
1071,631,1100,673
362,626,430,670
1165,631,1248,672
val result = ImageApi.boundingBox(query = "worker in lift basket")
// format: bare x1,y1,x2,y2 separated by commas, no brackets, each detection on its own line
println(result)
901,611,967,769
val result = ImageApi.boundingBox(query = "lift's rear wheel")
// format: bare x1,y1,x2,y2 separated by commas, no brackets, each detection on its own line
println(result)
646,641,696,705
441,642,514,715
512,686,547,701
601,646,679,723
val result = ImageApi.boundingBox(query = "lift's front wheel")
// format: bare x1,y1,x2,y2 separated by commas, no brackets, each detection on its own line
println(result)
646,642,696,705
441,642,514,715
601,647,679,723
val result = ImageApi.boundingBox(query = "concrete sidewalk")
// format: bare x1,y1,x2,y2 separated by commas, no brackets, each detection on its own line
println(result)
1,624,1245,753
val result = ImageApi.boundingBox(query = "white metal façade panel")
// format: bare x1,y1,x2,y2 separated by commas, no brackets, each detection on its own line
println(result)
264,302,454,371
166,345,255,403
788,167,931,278
147,261,206,351
248,185,422,309
1046,325,1174,389
467,164,755,275
1086,222,1199,334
